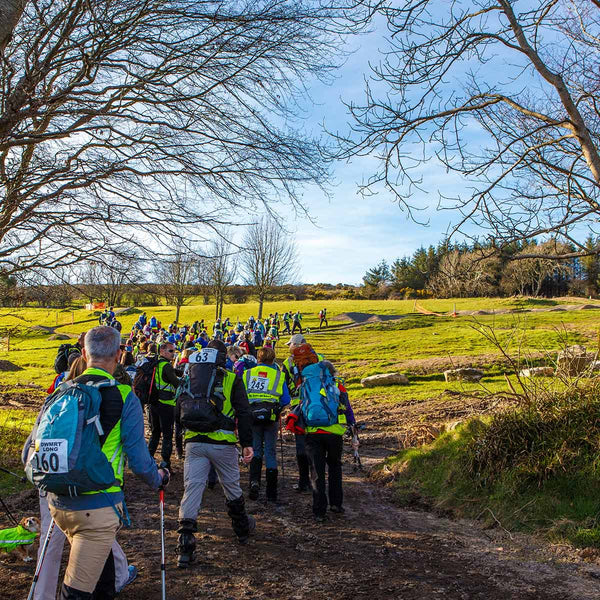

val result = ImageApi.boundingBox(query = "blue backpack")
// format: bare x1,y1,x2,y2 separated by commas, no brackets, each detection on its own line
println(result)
300,362,340,427
25,380,118,496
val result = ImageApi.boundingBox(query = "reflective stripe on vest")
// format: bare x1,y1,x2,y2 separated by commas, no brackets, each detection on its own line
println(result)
156,360,176,405
243,366,283,404
184,371,237,443
82,368,128,495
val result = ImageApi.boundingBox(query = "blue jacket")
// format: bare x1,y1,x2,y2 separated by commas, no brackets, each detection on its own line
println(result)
24,368,161,511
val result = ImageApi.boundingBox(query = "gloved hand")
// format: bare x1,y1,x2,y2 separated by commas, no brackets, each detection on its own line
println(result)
158,468,170,488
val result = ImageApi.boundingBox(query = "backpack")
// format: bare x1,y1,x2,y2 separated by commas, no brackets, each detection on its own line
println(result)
53,344,75,374
291,343,318,373
300,362,340,428
25,380,118,495
132,356,159,405
178,348,232,433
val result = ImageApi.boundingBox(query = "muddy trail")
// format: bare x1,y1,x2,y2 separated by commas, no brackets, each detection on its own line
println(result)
3,401,600,599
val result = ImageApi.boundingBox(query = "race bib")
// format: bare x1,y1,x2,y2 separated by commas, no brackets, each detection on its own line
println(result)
31,439,68,473
190,348,218,364
248,376,269,392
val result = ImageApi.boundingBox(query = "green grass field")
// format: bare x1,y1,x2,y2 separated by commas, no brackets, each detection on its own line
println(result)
1,297,599,399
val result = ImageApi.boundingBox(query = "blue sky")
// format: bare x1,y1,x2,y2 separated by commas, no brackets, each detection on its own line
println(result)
290,19,471,285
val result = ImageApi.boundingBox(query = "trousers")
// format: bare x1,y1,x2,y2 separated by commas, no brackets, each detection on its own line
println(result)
179,443,243,521
306,433,343,517
36,496,128,600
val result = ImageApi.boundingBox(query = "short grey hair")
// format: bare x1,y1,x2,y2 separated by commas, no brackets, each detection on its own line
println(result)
85,326,121,360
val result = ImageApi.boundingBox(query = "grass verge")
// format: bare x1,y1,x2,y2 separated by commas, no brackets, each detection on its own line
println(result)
380,384,600,547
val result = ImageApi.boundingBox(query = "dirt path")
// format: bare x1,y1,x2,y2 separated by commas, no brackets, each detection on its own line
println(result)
2,407,600,599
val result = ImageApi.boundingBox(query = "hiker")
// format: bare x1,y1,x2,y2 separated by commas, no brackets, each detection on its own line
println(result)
292,310,303,334
319,308,328,329
282,312,291,334
31,354,136,600
47,351,81,394
175,340,255,568
282,334,323,492
299,357,355,522
148,342,182,469
25,326,168,600
243,347,290,503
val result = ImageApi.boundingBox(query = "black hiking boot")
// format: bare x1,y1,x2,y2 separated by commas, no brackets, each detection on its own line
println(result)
295,454,312,492
248,456,262,500
227,496,255,544
265,468,278,503
176,519,197,569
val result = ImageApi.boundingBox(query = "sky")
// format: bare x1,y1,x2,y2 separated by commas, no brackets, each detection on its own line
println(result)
289,18,470,285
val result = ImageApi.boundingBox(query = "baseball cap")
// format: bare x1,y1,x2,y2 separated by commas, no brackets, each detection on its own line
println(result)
285,334,306,346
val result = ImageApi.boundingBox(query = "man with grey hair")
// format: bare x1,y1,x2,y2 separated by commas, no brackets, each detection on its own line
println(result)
44,326,169,600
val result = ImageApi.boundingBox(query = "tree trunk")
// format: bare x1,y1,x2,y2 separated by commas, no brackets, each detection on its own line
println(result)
175,303,181,325
257,295,264,320
203,294,210,305
0,0,26,54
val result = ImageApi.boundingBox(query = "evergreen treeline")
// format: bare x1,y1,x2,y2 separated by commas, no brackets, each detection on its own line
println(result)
363,237,600,299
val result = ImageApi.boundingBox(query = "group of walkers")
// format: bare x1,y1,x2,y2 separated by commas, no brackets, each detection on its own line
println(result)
21,305,354,600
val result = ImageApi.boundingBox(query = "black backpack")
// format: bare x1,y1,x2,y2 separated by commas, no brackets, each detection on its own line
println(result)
178,349,232,433
132,356,159,405
54,344,75,374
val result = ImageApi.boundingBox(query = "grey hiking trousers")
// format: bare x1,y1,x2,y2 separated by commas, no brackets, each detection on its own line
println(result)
179,442,243,521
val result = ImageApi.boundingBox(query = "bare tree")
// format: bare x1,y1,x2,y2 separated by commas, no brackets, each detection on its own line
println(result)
206,237,237,320
427,249,500,298
156,248,197,325
195,257,212,306
0,0,25,53
335,1,600,258
500,240,572,296
99,248,141,307
0,0,370,276
241,218,298,319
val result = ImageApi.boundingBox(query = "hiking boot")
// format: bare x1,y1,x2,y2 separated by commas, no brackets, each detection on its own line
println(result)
227,496,255,544
238,515,256,545
248,481,260,501
116,565,138,593
293,482,312,493
330,505,345,514
248,456,262,500
265,468,278,503
176,520,197,569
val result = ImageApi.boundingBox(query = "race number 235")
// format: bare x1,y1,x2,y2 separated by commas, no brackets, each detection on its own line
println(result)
32,439,68,473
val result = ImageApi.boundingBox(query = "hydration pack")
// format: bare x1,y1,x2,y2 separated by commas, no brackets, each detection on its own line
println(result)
132,356,159,405
300,362,340,428
178,348,232,433
53,344,77,375
25,381,118,496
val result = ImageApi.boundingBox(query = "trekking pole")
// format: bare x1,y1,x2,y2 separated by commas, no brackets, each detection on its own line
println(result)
159,487,166,600
27,519,55,600
279,418,285,484
351,425,362,472
0,465,27,483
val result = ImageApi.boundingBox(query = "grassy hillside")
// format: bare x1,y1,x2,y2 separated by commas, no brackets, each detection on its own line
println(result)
1,297,599,396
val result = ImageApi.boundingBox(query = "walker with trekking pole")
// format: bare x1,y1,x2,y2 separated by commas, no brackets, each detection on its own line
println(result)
27,520,55,600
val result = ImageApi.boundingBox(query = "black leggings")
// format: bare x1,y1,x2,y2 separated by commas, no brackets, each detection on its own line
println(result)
148,402,175,465
306,434,343,517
